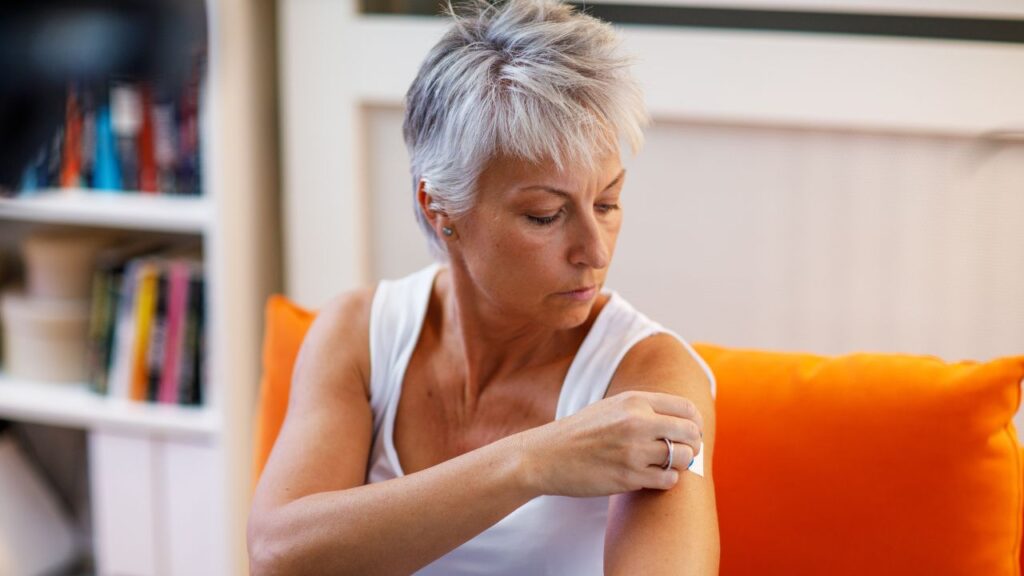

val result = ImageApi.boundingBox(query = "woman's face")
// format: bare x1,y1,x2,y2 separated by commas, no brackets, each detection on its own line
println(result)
450,148,625,330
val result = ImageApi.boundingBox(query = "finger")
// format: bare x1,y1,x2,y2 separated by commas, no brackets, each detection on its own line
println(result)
650,414,702,450
637,391,704,431
664,442,694,471
640,466,680,491
645,439,695,471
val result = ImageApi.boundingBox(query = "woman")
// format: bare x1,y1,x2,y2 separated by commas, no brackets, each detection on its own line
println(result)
248,0,719,574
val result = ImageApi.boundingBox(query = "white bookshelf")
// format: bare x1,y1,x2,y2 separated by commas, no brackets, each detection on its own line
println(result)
0,0,280,574
0,189,212,234
0,373,219,439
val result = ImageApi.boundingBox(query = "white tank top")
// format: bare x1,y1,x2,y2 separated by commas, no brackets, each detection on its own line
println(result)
365,263,716,575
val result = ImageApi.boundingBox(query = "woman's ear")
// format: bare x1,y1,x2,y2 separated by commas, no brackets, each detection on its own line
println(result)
417,179,457,240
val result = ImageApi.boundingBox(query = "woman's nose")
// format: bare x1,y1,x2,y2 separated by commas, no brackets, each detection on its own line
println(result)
569,212,610,269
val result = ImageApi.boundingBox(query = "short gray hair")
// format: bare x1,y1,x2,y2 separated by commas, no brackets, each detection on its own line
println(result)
402,0,649,260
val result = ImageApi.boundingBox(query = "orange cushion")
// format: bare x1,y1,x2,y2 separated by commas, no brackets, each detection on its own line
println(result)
253,295,1024,574
252,295,315,487
697,344,1024,576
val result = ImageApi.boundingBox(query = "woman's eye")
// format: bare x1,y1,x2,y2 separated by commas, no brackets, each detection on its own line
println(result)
526,210,562,226
597,203,620,214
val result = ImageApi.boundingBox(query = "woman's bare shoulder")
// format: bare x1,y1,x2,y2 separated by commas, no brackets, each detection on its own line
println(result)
317,284,377,331
604,333,712,400
296,284,378,399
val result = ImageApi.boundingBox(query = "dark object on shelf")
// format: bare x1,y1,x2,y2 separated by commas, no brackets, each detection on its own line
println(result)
0,0,207,189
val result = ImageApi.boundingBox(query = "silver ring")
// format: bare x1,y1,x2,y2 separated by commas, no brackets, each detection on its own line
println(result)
660,437,674,470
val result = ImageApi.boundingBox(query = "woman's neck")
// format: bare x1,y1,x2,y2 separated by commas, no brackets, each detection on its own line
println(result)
433,265,600,407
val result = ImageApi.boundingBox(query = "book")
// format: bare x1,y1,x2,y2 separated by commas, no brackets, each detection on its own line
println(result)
108,261,139,400
110,83,142,191
157,260,194,404
145,267,169,401
176,56,202,196
86,268,117,395
153,103,177,194
59,84,83,188
128,261,159,401
192,274,206,406
79,89,96,188
44,127,63,188
177,273,203,405
138,84,158,193
19,148,42,193
93,104,122,191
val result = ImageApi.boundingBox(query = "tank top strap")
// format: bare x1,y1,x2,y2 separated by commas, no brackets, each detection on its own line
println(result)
556,290,717,420
368,262,442,438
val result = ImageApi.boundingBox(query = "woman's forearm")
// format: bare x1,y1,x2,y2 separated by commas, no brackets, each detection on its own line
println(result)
249,432,540,575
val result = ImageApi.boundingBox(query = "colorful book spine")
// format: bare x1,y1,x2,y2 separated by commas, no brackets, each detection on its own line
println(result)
138,85,158,193
111,83,142,192
176,62,201,196
192,275,206,405
108,262,139,400
158,261,190,404
153,103,177,194
79,89,96,188
44,127,63,188
86,268,116,395
93,104,122,191
177,275,202,405
129,262,158,401
99,269,123,393
20,149,42,193
145,267,168,401
60,85,83,188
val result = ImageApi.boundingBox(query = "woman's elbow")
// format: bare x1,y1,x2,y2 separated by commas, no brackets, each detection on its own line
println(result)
247,510,290,576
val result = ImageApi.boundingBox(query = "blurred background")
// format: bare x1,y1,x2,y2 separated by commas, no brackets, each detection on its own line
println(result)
0,0,1022,574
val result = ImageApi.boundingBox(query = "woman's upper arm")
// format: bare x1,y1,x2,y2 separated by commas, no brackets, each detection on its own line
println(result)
603,333,720,576
251,286,376,516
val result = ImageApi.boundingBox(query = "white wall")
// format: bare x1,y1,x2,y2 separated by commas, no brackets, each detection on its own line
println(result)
279,5,1024,308
365,105,1024,362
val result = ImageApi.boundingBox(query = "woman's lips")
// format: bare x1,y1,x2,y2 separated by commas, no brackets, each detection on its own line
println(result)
558,286,596,301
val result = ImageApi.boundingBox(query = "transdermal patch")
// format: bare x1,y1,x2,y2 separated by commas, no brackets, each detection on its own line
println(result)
688,441,705,477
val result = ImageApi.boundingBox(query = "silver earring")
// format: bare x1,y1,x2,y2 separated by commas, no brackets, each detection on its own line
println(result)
442,226,453,237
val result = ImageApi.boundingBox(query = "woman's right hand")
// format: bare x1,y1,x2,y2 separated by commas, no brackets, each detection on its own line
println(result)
515,390,704,497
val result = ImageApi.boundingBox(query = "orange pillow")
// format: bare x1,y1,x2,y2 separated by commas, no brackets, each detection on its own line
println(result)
697,344,1024,576
253,295,1024,575
252,295,316,486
